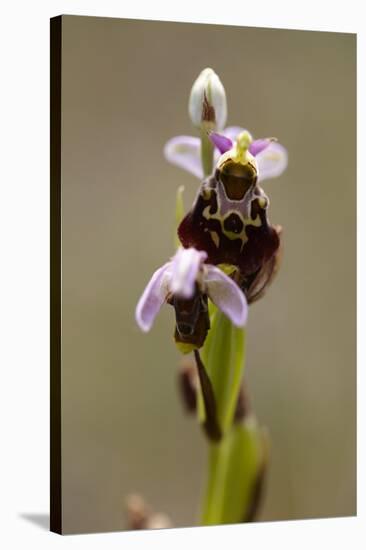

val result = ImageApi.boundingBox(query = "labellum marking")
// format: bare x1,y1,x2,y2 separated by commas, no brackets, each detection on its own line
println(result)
178,169,279,277
209,230,220,248
202,196,262,251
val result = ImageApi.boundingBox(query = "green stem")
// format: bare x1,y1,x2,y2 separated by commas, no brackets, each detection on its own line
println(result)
200,128,214,177
196,119,254,526
193,120,212,423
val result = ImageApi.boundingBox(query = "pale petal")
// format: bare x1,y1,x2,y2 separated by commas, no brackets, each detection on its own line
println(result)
256,142,288,181
205,266,248,327
164,136,203,179
135,263,171,332
170,247,207,299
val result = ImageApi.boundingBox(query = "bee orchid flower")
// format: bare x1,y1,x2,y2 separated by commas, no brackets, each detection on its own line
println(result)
164,126,288,182
135,247,248,348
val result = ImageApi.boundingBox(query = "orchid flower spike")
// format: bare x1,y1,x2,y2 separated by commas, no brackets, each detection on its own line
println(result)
164,126,287,182
135,247,248,333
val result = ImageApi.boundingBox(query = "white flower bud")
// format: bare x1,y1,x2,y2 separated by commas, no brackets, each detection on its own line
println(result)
188,68,227,131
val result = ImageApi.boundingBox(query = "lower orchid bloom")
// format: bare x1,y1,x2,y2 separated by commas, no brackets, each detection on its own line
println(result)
164,126,288,182
136,247,248,352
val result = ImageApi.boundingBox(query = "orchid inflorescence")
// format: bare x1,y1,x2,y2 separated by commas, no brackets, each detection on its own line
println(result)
134,67,287,527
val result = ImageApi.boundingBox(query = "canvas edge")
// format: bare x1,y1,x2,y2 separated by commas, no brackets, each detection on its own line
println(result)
50,14,62,535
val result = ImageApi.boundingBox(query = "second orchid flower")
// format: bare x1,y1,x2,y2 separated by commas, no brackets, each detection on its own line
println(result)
136,247,248,352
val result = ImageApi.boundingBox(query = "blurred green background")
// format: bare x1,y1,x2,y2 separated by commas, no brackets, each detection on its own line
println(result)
60,15,356,534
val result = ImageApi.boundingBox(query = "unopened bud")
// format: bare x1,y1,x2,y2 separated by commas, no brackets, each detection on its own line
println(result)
178,358,198,413
146,513,173,530
188,68,227,131
234,385,250,423
125,494,149,530
125,494,173,530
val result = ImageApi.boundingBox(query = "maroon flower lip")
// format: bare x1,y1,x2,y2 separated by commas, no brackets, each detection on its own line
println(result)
163,126,287,290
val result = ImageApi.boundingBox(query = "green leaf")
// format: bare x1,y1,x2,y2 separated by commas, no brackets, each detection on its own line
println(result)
201,309,246,435
201,417,268,525
174,185,185,249
220,418,268,524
